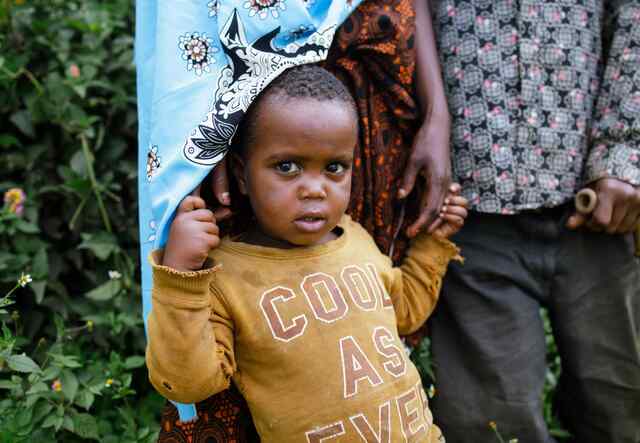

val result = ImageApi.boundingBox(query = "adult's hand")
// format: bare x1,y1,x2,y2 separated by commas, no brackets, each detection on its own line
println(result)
398,113,452,238
566,178,640,234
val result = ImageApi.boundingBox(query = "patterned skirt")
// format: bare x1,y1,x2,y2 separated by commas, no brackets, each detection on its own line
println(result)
156,0,422,440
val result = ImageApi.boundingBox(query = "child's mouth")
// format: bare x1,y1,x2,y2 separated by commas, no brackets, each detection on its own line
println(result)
293,216,327,233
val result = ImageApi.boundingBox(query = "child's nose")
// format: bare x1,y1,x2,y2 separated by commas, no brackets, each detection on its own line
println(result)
298,179,327,200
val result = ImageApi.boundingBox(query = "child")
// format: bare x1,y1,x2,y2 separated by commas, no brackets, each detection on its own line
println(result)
146,65,467,442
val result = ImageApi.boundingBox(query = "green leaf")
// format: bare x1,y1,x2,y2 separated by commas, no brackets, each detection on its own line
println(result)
26,381,48,395
31,247,48,279
10,110,35,138
63,414,75,433
85,279,122,302
78,232,119,260
0,134,19,149
16,407,33,428
51,354,82,368
75,390,95,410
32,401,54,425
72,413,100,440
31,281,47,304
14,219,40,234
123,355,145,369
0,379,20,389
7,354,41,373
41,415,58,429
60,369,79,402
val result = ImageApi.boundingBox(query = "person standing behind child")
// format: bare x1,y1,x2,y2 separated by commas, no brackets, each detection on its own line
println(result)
146,65,467,442
427,1,640,442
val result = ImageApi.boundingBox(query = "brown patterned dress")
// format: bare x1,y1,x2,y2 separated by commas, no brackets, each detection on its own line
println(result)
156,0,423,440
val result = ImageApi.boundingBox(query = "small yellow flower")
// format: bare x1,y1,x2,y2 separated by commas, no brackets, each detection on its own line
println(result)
108,270,122,280
509,439,519,443
105,378,114,387
51,379,62,392
18,273,32,287
86,320,94,332
14,0,25,5
427,384,436,399
489,421,497,431
4,188,26,215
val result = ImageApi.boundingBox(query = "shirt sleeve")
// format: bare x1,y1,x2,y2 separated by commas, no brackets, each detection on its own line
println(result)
585,1,640,186
388,235,462,335
145,250,236,404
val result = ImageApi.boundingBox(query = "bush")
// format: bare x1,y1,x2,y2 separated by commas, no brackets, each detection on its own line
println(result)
0,0,163,441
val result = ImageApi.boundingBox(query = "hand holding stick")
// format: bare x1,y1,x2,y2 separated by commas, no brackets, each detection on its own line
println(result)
574,188,640,255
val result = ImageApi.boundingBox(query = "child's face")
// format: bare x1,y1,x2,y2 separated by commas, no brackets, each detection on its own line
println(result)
235,96,357,247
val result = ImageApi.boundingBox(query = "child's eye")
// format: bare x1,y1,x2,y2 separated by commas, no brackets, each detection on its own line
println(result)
275,161,300,175
326,162,348,175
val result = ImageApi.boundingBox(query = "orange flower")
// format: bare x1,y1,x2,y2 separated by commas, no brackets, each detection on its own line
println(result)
3,188,25,215
51,379,62,392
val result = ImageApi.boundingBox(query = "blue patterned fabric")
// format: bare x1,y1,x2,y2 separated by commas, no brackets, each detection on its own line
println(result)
135,0,361,421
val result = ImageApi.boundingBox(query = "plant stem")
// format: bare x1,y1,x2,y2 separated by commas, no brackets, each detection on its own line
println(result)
80,134,112,233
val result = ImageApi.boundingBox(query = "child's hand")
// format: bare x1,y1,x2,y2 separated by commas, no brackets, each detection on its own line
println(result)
162,187,221,272
432,183,468,239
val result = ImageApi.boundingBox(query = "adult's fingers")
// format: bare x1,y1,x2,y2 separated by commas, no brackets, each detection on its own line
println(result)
178,195,206,213
565,212,587,230
606,202,629,234
398,160,420,199
424,178,448,234
618,207,640,233
212,159,230,205
590,191,614,230
406,192,431,238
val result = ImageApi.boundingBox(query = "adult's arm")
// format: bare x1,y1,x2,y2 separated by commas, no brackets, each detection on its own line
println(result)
568,1,640,233
400,0,453,238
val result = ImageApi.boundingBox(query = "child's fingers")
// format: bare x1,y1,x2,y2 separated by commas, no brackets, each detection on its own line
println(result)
190,208,215,222
200,220,220,236
448,183,461,194
444,195,468,208
441,213,465,225
178,195,207,213
203,233,220,250
441,205,467,218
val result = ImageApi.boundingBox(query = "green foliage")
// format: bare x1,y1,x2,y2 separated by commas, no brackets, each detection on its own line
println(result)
0,0,163,440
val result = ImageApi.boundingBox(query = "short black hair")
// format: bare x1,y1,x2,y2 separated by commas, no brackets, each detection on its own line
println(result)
232,64,357,156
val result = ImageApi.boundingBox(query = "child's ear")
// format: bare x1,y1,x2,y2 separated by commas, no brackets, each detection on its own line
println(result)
231,153,248,195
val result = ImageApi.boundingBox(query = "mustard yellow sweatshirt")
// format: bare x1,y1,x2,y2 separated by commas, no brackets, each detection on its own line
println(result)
146,216,460,442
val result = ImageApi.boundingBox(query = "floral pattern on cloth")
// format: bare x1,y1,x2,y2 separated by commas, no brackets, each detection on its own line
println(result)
434,0,640,214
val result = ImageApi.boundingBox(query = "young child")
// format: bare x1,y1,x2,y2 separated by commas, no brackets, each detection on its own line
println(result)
146,65,467,442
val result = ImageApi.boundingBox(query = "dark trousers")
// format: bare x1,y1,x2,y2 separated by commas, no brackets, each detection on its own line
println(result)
430,208,640,443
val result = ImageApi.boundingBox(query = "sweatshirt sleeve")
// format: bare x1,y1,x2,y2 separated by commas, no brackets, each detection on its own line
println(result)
388,235,462,335
584,2,640,186
145,250,236,404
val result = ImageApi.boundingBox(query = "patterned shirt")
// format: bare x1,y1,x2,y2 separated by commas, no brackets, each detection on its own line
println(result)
433,0,640,213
